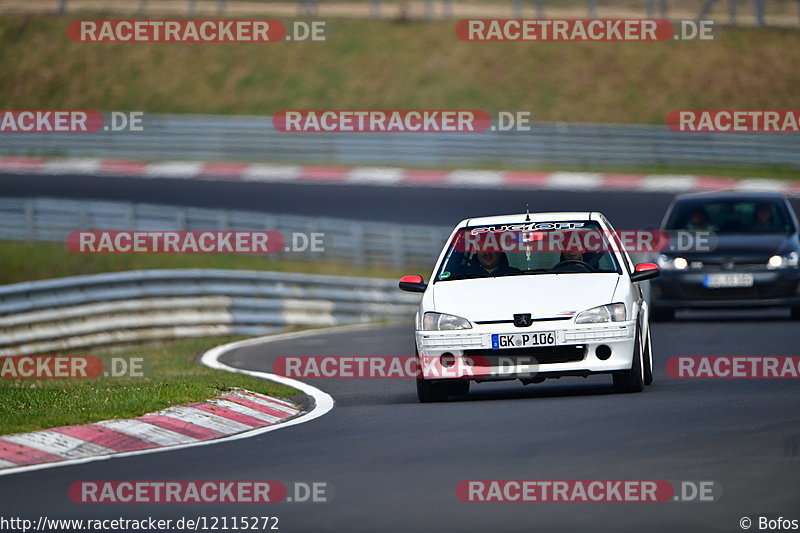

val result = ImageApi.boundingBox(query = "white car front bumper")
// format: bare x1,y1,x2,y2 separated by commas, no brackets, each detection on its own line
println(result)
415,321,637,381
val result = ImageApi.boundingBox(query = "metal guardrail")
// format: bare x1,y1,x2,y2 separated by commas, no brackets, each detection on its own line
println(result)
0,269,421,355
0,197,452,270
2,114,799,169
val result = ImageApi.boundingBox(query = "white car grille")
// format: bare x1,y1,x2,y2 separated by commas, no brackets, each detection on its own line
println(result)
419,333,484,349
563,324,634,343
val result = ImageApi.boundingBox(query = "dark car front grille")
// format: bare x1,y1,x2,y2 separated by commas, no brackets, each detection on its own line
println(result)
464,346,586,367
701,263,766,271
680,287,761,300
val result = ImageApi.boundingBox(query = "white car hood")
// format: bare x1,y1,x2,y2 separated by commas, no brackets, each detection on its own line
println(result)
431,274,621,322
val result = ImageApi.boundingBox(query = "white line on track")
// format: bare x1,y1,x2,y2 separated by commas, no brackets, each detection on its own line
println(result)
0,323,383,478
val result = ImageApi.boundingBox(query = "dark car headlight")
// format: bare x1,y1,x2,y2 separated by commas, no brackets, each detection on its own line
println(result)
767,252,799,270
657,254,688,271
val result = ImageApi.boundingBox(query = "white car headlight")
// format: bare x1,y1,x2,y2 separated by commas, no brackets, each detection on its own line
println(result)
767,252,799,270
575,303,626,324
422,312,472,331
658,254,688,270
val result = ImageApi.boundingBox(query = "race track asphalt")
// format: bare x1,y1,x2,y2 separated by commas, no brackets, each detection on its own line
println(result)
1,173,798,532
1,318,798,532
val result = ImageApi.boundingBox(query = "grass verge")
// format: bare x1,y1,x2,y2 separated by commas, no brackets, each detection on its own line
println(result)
0,240,410,285
0,335,300,435
1,16,799,124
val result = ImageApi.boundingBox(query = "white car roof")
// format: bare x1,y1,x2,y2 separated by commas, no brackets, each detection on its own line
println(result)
457,212,603,227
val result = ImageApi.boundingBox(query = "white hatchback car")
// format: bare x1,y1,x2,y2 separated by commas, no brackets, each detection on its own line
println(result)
399,212,660,402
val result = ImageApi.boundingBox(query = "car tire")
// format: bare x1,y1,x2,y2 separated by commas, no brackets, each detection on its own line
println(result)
613,324,645,393
416,378,449,403
791,307,800,320
643,324,654,386
650,307,675,322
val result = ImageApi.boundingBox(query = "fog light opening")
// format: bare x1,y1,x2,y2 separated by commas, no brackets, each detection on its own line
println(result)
595,345,612,360
440,353,456,368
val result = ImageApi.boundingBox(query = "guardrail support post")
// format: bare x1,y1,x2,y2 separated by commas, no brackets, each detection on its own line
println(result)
443,0,453,19
352,224,365,268
78,203,89,231
755,0,765,26
699,0,718,21
587,0,597,18
535,0,545,17
218,211,230,231
512,0,523,18
728,0,737,25
424,0,434,21
125,203,135,230
391,226,404,270
646,0,655,18
25,200,35,243
176,208,187,231
370,0,381,18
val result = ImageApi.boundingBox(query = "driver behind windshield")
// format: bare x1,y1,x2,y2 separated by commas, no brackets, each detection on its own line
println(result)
468,251,521,277
752,203,777,232
556,250,597,272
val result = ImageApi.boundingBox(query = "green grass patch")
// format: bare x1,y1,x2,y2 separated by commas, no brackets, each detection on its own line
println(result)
0,240,411,285
418,162,800,181
1,16,799,124
0,336,300,435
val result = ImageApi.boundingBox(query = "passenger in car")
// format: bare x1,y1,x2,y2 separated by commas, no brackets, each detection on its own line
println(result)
753,203,776,232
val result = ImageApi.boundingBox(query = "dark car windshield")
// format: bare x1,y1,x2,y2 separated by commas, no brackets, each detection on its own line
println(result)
434,221,621,282
664,199,796,235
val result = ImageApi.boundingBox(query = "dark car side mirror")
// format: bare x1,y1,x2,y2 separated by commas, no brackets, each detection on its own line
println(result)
399,275,428,293
630,263,660,283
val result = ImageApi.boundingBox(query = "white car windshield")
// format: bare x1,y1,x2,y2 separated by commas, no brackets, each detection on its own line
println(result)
434,221,622,282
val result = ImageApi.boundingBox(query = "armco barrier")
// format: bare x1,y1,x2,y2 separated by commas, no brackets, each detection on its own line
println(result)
2,114,798,169
0,197,452,270
0,269,421,356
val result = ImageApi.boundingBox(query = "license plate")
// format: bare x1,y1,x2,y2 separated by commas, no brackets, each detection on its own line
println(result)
492,331,556,349
704,273,754,289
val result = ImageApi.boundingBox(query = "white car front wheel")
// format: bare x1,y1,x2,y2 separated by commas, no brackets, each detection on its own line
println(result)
613,323,645,393
643,324,654,386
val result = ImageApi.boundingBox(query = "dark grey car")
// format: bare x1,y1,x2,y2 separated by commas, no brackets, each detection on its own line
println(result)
651,191,800,321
